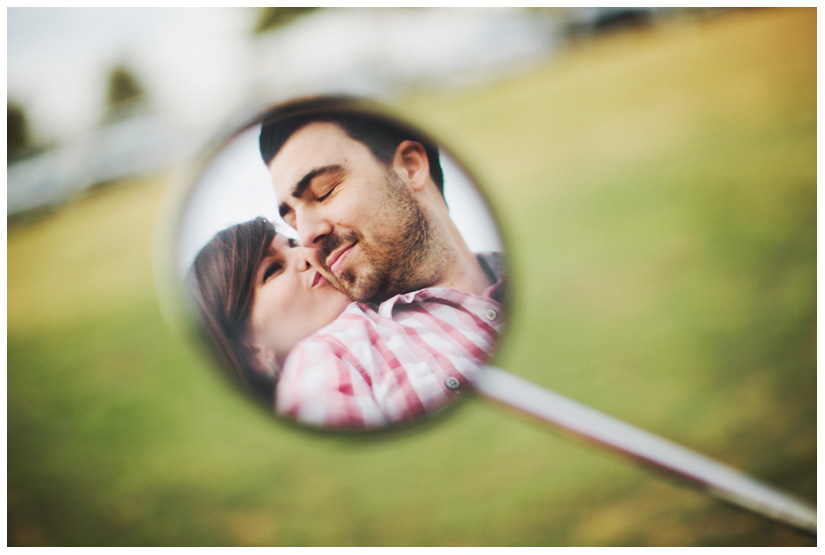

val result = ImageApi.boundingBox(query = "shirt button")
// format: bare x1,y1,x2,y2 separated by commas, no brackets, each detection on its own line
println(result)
445,377,461,391
485,308,499,321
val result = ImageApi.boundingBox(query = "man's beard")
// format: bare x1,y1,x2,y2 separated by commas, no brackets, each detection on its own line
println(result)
319,169,450,303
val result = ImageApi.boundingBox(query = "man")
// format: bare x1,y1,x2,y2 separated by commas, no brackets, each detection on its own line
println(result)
258,100,506,429
259,103,499,303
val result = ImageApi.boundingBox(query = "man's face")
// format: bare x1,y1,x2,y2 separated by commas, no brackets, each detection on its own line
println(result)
268,121,445,302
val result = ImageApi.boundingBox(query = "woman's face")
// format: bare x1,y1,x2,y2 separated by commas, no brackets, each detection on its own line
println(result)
246,233,351,372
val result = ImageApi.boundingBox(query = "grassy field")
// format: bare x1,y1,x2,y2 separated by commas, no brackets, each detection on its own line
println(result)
8,8,816,546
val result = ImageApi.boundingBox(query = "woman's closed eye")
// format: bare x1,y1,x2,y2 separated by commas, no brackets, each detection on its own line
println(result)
262,261,283,283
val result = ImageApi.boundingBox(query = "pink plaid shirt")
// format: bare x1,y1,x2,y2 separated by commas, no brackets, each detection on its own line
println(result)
275,281,505,430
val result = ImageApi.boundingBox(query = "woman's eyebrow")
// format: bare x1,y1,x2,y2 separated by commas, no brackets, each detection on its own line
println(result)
256,245,277,273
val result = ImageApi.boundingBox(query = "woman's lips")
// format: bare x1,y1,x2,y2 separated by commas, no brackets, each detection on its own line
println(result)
311,271,327,288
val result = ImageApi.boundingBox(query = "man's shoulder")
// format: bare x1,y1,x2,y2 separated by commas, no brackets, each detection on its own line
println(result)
475,251,506,283
475,251,507,304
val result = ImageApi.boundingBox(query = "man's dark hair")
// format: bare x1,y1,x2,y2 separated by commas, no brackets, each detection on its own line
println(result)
259,101,444,196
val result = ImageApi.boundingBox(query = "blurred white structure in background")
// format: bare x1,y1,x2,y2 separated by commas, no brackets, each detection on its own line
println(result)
7,110,183,215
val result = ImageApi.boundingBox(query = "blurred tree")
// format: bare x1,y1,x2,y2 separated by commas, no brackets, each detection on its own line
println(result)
253,7,321,34
105,64,145,120
8,102,31,160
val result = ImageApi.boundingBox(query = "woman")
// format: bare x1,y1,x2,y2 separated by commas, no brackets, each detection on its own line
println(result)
189,217,504,429
187,216,350,405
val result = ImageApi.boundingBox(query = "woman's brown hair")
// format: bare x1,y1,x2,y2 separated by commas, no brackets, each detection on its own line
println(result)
187,217,278,404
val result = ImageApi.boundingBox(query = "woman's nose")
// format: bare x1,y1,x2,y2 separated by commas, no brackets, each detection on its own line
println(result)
298,245,322,273
290,245,314,273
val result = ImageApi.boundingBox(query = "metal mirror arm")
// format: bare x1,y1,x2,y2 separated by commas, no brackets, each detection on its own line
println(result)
474,366,817,535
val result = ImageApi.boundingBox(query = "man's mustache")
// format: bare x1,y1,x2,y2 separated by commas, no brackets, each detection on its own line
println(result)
317,230,358,270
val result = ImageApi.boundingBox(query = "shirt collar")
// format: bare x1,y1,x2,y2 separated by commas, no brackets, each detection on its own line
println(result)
366,252,508,312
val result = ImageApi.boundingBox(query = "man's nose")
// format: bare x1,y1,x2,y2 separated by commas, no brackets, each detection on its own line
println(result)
295,208,332,249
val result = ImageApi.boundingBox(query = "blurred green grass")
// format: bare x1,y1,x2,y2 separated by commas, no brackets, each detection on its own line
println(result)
8,8,815,546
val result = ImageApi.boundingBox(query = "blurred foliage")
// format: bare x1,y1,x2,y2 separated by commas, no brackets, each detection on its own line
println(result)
105,63,145,118
7,8,815,546
253,7,322,34
8,101,32,160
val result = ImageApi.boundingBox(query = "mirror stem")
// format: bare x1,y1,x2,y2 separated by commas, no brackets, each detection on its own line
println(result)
474,366,816,535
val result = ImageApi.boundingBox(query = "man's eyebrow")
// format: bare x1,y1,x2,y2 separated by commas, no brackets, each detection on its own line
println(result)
279,164,345,218
294,165,345,198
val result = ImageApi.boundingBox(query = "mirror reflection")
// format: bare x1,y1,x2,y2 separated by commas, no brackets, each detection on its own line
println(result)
175,97,508,431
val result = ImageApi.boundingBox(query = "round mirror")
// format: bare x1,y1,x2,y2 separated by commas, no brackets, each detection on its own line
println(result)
162,96,509,432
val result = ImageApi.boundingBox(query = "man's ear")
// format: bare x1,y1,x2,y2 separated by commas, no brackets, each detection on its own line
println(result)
393,140,430,192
